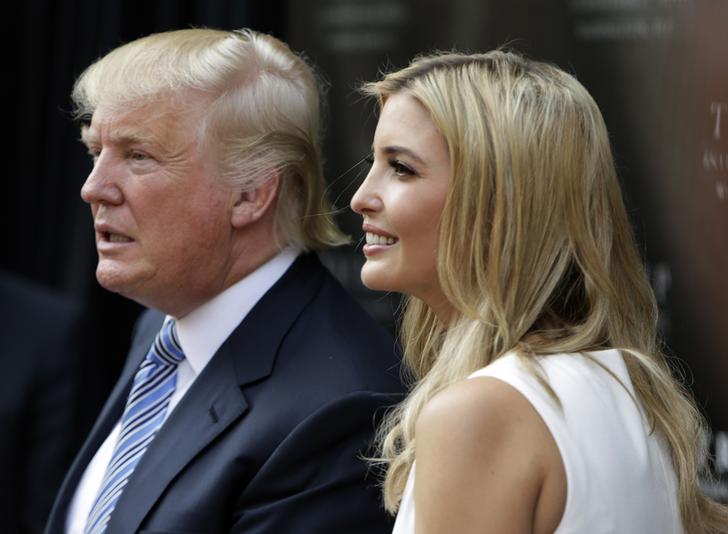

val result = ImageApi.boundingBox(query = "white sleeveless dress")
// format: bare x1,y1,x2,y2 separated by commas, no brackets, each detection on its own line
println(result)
391,349,682,533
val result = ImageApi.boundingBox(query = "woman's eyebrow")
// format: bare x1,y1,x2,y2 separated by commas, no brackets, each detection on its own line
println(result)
377,145,427,165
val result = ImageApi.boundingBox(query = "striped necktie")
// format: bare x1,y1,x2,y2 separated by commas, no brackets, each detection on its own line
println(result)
85,319,185,534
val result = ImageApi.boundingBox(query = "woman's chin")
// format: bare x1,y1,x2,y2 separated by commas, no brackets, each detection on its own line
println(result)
360,263,397,293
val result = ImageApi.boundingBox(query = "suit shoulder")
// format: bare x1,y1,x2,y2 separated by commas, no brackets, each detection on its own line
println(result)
276,263,403,396
310,268,392,343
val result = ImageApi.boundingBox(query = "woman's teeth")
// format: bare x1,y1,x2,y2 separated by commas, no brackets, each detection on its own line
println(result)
365,232,397,246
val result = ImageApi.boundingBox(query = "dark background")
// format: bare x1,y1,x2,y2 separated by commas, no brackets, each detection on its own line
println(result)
4,0,726,510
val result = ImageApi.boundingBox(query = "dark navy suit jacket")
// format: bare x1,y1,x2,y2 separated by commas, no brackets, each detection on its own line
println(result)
45,254,403,533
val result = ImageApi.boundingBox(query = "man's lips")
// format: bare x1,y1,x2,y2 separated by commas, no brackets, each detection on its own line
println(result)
94,223,134,246
104,232,133,243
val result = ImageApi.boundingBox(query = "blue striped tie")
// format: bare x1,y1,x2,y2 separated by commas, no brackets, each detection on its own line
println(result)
85,319,185,534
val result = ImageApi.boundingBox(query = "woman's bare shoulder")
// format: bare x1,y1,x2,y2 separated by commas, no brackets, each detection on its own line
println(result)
413,376,565,533
416,375,535,446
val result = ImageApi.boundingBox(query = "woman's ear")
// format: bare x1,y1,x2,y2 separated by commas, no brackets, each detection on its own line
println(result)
230,173,281,229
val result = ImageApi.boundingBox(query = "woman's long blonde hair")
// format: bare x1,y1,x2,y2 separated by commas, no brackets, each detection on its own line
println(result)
364,51,728,533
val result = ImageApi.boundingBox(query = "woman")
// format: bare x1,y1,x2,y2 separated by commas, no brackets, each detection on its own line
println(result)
351,51,728,533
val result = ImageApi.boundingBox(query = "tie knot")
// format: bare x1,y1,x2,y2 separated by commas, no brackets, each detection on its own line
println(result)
149,319,185,366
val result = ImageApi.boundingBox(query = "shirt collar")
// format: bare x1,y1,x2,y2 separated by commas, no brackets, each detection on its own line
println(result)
171,247,300,376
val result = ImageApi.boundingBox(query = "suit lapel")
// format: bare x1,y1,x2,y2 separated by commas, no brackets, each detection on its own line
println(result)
106,346,248,534
105,253,325,533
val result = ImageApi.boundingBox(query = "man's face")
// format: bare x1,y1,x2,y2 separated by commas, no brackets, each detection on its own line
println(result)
81,96,237,316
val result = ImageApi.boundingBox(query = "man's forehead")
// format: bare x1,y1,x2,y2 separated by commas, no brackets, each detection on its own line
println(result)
82,101,196,146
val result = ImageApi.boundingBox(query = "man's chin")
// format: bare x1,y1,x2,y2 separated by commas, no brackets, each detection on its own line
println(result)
96,264,144,299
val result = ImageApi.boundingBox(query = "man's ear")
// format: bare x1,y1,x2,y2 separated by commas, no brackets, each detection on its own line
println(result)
230,173,281,229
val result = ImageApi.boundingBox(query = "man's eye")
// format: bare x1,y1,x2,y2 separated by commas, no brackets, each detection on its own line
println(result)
129,151,151,162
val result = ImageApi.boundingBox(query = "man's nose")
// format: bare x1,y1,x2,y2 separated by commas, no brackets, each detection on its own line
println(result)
80,154,123,206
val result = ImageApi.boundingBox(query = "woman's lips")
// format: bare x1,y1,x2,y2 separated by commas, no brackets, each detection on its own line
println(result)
362,228,399,256
365,231,397,246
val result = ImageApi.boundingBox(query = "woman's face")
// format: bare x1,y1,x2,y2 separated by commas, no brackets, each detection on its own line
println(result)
351,92,451,309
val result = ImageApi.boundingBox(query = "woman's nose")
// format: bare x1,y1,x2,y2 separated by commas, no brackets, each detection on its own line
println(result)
351,171,382,215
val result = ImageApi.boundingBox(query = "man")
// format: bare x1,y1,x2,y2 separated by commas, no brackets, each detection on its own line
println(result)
45,29,402,534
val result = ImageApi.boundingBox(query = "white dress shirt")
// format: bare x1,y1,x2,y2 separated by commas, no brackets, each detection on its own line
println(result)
65,247,299,533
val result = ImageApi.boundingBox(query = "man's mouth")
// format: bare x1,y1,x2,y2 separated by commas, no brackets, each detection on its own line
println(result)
102,232,133,243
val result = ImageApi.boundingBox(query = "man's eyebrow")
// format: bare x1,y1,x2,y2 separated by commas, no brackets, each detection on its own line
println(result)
80,125,162,148
376,145,427,166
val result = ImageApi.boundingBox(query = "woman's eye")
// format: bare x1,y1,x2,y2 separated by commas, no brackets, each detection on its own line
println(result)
390,160,415,177
363,152,374,166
